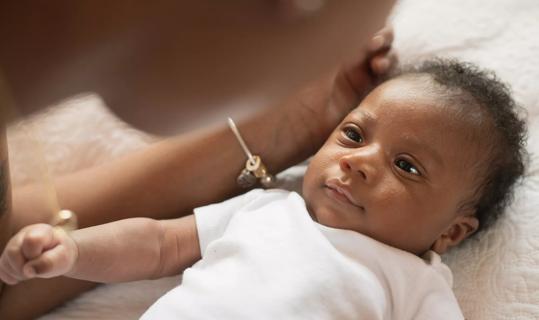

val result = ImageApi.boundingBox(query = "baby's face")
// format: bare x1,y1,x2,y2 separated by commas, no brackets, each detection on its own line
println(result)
302,76,484,255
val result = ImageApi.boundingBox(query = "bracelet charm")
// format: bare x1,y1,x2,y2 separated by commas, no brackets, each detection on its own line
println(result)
228,118,276,189
237,168,258,188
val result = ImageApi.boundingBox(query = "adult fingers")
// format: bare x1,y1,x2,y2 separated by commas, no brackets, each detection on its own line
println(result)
368,26,394,53
370,50,398,76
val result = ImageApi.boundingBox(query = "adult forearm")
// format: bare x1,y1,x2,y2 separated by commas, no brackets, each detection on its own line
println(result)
67,218,163,283
11,103,318,231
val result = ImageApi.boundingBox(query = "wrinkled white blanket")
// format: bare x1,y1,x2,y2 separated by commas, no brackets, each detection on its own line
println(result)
6,0,539,319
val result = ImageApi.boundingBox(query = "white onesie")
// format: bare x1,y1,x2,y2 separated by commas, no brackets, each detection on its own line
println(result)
141,189,464,319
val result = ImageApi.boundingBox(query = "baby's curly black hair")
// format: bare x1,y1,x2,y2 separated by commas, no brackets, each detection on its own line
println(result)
393,58,527,235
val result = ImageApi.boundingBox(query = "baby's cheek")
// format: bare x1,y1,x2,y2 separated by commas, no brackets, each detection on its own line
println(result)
302,168,317,197
366,181,426,224
367,176,408,206
303,156,331,191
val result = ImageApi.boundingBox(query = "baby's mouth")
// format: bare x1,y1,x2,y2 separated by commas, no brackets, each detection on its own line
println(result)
324,179,364,210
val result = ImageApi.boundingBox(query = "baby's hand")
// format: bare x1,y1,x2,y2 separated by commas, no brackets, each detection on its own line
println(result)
0,224,78,285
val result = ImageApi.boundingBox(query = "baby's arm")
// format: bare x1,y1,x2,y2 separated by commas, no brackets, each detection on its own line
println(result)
0,215,200,284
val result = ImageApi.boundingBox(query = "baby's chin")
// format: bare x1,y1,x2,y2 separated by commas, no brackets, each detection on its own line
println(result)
306,201,432,255
306,202,360,230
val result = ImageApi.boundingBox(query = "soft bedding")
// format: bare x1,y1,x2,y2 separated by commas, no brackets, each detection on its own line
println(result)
5,0,539,319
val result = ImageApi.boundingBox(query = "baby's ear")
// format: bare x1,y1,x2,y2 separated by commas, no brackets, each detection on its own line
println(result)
431,214,479,254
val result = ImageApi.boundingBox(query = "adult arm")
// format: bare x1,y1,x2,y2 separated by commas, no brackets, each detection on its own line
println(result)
9,25,396,233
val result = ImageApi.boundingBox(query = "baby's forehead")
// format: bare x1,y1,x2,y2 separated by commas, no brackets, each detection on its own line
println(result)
375,74,453,106
351,76,456,120
352,74,486,126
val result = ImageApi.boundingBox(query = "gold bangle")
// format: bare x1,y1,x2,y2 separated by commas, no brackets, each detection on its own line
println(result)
228,118,275,188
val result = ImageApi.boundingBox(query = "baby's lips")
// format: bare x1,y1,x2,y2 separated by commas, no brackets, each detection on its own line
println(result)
325,178,364,209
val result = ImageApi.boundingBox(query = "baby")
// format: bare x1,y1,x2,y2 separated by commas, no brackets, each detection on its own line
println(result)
0,59,526,319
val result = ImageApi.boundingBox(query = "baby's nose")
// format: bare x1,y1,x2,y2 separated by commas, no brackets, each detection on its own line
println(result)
338,145,382,183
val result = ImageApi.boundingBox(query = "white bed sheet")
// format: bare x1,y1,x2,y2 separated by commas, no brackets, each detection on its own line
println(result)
5,0,539,319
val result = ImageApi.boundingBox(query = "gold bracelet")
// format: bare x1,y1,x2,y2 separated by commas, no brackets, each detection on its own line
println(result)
228,117,275,188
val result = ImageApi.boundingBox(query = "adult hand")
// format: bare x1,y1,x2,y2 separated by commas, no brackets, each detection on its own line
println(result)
0,224,78,285
289,26,397,151
341,26,397,100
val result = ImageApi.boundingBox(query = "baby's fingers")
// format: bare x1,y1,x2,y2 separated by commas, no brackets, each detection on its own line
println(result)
21,224,57,261
0,253,21,285
24,243,74,279
0,224,59,284
0,231,29,283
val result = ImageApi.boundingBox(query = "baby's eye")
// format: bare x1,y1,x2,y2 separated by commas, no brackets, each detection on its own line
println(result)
343,127,363,143
395,159,420,176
